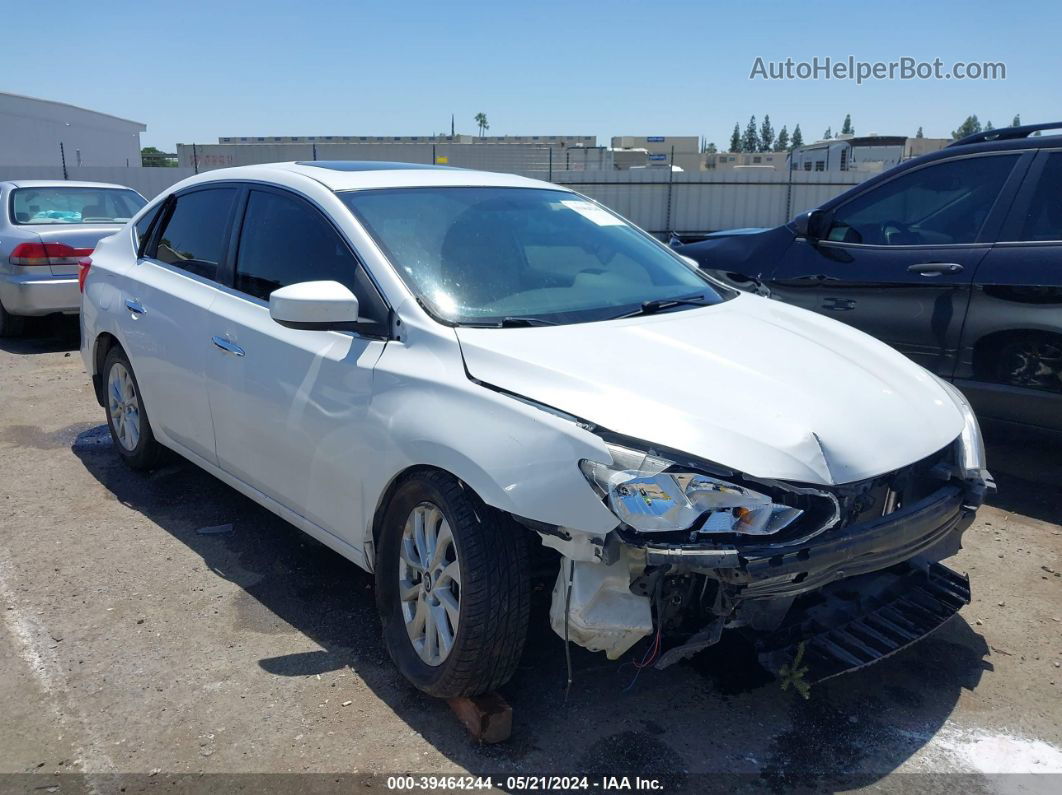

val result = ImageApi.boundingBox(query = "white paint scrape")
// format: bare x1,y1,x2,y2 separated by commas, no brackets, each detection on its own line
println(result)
917,723,1062,774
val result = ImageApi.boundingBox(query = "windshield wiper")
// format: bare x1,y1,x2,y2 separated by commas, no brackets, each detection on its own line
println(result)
611,292,713,320
461,316,560,328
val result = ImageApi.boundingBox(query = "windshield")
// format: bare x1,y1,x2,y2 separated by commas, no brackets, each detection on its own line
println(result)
11,187,146,225
341,187,729,325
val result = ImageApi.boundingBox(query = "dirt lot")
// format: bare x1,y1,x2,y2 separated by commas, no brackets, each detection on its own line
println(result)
1,319,1060,793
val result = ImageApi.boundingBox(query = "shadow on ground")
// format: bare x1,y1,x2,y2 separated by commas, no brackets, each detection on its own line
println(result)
0,315,80,355
71,426,1003,791
983,422,1062,525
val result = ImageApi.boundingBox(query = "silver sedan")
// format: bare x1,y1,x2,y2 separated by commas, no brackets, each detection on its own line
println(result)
0,180,146,336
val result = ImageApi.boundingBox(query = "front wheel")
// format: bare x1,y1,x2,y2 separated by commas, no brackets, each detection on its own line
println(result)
375,471,530,698
103,347,164,471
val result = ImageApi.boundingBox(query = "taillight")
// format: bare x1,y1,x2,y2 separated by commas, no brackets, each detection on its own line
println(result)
9,242,94,266
78,257,92,293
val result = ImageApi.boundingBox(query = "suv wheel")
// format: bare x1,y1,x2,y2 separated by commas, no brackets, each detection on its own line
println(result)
376,471,529,698
0,299,25,338
103,347,164,470
994,334,1062,391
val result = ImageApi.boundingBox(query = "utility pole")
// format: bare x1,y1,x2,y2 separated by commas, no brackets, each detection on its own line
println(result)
451,114,455,137
59,142,68,180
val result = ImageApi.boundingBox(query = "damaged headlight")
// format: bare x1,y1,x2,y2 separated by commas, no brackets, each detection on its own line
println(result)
933,377,987,478
579,443,803,535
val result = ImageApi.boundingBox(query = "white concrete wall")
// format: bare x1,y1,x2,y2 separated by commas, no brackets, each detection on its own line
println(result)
0,93,145,167
551,169,865,233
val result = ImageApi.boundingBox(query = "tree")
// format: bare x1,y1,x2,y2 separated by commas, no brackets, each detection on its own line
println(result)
704,141,718,154
759,114,775,152
775,125,789,152
822,127,832,140
140,146,176,167
915,126,924,138
984,120,994,131
742,115,759,153
729,123,742,152
841,114,854,135
951,115,981,140
790,124,804,150
474,112,489,137
1012,114,1021,127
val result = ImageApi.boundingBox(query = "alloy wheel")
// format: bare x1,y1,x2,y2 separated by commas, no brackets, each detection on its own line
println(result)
107,362,141,452
398,502,461,666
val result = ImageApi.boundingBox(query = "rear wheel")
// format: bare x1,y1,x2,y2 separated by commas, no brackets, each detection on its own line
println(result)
376,471,530,698
0,299,25,338
992,334,1062,392
103,347,164,471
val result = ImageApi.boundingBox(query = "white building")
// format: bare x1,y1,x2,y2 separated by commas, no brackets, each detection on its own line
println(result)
787,134,949,174
0,92,146,168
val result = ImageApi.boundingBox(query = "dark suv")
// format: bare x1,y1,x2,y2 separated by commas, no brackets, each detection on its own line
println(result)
678,122,1062,433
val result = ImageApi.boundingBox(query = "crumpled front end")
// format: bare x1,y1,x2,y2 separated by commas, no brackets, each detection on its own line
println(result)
529,437,989,681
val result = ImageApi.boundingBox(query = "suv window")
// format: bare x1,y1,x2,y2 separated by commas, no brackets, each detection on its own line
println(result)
826,155,1018,246
1005,152,1062,242
153,188,237,280
236,190,358,299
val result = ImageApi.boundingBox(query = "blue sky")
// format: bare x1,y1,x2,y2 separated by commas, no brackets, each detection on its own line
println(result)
4,0,1058,150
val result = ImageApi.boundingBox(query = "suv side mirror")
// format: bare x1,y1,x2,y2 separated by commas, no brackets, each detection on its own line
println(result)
793,208,831,241
269,280,363,331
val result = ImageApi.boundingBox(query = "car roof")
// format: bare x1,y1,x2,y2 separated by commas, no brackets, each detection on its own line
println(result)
0,180,137,190
813,123,1062,215
170,162,564,193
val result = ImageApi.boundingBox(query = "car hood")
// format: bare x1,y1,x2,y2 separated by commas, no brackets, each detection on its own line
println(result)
454,294,964,486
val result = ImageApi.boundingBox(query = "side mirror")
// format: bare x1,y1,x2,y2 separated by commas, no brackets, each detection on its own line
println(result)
269,280,362,331
793,208,831,241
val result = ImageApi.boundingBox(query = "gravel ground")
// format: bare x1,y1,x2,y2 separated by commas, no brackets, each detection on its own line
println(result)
1,319,1060,794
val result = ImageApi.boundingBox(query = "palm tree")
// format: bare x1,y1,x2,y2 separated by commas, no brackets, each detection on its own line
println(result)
474,112,489,137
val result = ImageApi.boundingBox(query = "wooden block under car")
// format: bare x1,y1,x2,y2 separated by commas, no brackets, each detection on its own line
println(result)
446,692,512,743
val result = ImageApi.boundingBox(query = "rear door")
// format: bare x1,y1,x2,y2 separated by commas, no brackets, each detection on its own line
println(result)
956,148,1062,430
205,186,390,548
768,152,1027,377
120,186,239,464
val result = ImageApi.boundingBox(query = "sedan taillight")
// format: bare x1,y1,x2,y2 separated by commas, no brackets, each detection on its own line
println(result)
78,257,93,293
9,242,94,266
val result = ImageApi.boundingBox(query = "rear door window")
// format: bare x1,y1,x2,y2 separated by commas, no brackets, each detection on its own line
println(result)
826,155,1019,245
152,188,237,280
1002,152,1062,242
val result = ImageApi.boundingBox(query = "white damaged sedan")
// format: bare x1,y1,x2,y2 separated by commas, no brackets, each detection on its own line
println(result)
80,162,990,696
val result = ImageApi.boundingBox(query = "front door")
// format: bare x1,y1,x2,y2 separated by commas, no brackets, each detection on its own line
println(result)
769,153,1025,377
205,187,390,548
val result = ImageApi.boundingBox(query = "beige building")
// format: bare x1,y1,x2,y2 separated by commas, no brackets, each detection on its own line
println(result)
611,136,703,171
706,151,789,170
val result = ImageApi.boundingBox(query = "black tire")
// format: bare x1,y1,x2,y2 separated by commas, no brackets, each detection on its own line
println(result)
375,471,530,698
0,299,25,338
102,346,164,471
992,334,1062,392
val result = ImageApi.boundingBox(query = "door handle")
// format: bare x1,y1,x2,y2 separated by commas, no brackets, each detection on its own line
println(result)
125,298,145,315
211,336,245,357
907,262,964,276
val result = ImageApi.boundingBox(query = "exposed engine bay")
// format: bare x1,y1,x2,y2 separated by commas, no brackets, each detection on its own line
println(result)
523,438,990,684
